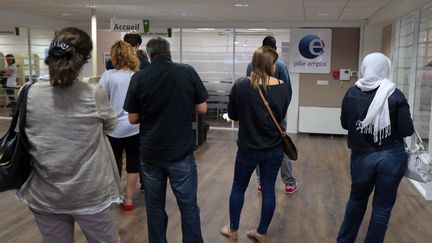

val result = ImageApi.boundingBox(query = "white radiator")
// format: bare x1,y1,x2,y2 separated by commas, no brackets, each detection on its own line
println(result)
298,106,347,135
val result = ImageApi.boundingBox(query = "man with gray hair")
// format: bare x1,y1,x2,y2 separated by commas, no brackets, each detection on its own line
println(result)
124,37,208,243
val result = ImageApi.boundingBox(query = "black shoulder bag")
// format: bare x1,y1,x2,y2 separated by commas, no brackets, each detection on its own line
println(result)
258,88,298,160
0,82,33,191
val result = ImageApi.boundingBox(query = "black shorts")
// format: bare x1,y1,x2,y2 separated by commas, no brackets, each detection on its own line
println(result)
107,134,140,175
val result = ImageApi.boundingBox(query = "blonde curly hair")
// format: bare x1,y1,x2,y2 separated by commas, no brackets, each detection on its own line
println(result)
110,40,139,71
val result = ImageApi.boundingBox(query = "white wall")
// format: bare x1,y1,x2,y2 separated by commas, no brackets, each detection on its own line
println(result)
359,24,383,71
286,73,299,133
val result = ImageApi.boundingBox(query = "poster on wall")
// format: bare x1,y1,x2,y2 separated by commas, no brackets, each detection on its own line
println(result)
289,29,332,73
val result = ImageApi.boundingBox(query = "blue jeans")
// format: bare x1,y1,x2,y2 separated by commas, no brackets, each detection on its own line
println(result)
141,153,203,243
337,144,407,243
229,146,283,235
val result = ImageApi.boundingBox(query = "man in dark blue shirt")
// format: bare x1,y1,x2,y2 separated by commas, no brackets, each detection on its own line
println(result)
124,37,207,243
246,36,298,194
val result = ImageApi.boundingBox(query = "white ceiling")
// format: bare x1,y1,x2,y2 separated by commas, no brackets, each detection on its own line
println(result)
0,0,393,25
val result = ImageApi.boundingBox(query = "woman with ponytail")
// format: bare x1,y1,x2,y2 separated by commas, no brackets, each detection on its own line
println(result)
220,46,290,242
337,53,414,243
17,27,121,243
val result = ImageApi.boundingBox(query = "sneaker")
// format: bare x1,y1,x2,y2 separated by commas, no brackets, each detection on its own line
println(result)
257,185,262,193
285,183,299,194
122,199,134,211
122,203,135,211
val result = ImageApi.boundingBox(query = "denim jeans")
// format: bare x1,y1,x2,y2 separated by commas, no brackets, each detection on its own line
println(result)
256,154,296,185
337,144,407,243
141,153,203,243
229,146,283,235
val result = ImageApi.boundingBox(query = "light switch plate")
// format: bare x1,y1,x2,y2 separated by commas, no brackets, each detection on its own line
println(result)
340,69,351,80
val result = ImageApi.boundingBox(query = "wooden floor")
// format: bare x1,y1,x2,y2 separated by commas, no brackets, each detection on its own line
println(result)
1,127,432,243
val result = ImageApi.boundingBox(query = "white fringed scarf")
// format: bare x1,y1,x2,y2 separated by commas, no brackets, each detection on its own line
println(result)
355,53,395,144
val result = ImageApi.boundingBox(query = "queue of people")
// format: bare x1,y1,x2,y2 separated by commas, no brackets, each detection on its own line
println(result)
9,26,414,243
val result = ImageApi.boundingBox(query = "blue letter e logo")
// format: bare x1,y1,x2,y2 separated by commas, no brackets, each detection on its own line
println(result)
298,34,325,59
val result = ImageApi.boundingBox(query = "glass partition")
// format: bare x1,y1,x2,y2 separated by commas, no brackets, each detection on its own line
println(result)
138,28,181,62
30,29,54,79
395,15,415,96
414,7,432,146
0,27,30,117
234,29,291,80
182,28,234,128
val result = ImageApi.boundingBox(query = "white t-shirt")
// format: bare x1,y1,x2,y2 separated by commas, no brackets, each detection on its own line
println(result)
6,63,17,87
99,69,139,138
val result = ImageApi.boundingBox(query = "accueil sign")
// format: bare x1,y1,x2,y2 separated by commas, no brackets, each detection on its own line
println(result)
110,19,142,32
289,29,332,73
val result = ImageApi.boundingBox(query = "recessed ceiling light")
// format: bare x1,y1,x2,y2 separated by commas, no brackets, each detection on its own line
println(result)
197,28,215,31
318,13,328,16
86,3,97,8
235,4,249,7
61,13,70,16
248,28,267,31
181,13,192,17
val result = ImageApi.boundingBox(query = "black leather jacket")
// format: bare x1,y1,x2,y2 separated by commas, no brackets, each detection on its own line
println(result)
340,86,414,152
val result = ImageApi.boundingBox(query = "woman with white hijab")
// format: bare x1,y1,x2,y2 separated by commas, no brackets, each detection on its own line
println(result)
337,53,414,243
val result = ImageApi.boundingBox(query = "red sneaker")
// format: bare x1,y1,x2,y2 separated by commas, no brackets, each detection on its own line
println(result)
285,183,299,194
257,185,262,193
122,203,134,211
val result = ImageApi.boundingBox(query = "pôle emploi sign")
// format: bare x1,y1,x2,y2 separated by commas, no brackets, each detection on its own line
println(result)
289,29,332,74
110,19,149,32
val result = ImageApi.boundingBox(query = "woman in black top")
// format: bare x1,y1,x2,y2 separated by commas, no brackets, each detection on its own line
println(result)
220,46,289,242
337,53,414,243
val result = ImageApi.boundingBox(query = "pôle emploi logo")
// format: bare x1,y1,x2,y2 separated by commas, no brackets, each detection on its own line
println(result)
299,34,325,58
294,34,327,68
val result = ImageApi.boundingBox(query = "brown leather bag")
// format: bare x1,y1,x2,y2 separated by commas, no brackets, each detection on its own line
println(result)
258,88,298,160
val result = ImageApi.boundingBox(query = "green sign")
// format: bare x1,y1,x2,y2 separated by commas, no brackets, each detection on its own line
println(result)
143,19,150,33
167,28,172,38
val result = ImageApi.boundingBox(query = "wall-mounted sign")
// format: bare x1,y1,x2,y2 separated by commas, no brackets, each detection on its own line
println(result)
110,19,143,32
143,19,150,33
0,27,19,36
289,29,332,73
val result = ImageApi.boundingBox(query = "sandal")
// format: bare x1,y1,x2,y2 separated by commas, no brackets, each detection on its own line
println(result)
122,199,134,211
220,225,238,240
246,230,266,242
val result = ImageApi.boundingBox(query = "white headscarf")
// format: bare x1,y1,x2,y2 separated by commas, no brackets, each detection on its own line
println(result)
355,52,395,144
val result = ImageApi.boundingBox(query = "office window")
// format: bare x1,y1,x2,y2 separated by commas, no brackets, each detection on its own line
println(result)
139,29,181,62
30,29,55,78
0,28,30,117
395,15,415,97
234,29,290,80
182,28,234,128
413,6,432,144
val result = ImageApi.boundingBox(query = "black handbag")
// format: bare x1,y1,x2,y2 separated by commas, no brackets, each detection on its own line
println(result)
258,88,298,160
0,82,33,192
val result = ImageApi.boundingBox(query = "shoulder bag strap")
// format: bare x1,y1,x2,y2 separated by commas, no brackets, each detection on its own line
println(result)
18,82,32,132
6,83,31,134
258,87,285,137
